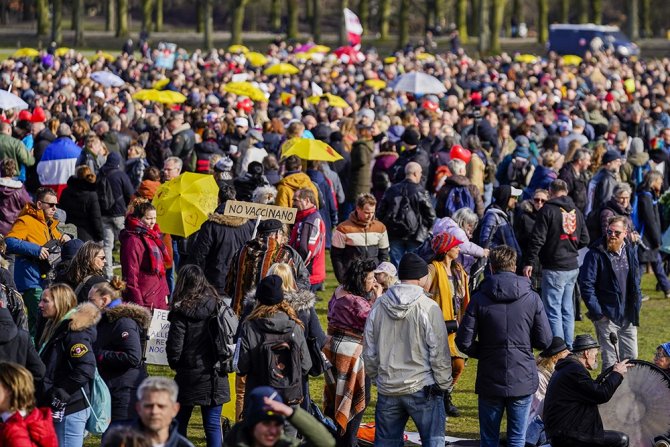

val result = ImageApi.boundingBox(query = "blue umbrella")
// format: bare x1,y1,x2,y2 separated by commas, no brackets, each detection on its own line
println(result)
90,71,125,88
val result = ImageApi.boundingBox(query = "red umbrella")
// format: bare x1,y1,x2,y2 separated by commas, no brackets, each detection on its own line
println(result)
333,46,365,64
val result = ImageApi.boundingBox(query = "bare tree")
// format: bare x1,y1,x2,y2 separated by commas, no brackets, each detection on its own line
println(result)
155,0,163,32
36,0,48,35
560,0,569,22
73,0,85,45
537,0,549,43
117,0,129,37
627,0,639,40
203,0,213,49
591,0,602,24
311,0,321,41
339,0,349,46
478,0,490,54
287,0,298,39
141,0,154,34
578,0,589,23
489,0,506,53
640,0,651,37
231,0,249,44
398,0,410,48
270,0,281,32
359,0,368,32
456,0,468,43
106,0,116,32
378,0,391,40
51,0,62,44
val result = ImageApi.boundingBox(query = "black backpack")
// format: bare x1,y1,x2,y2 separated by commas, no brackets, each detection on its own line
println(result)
208,299,239,374
385,186,420,236
97,176,120,212
253,321,304,405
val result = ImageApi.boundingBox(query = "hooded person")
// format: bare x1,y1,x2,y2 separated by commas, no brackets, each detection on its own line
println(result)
478,185,522,257
620,137,650,189
223,386,335,447
363,253,452,445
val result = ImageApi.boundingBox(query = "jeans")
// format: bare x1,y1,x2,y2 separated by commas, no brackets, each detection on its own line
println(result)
389,239,422,267
54,407,90,447
594,317,638,370
639,252,670,293
176,404,223,447
375,389,445,447
102,215,125,278
541,269,579,349
525,414,547,446
478,394,532,447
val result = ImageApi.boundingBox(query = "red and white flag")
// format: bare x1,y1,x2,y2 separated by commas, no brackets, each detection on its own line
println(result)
343,8,363,47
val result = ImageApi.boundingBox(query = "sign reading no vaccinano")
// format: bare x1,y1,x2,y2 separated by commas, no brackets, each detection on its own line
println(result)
224,200,296,224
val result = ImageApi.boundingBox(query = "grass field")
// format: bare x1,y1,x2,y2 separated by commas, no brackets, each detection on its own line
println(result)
85,257,670,446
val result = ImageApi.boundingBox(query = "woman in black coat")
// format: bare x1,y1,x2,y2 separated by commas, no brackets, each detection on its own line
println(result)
635,171,670,297
89,277,150,423
59,165,104,242
167,264,230,447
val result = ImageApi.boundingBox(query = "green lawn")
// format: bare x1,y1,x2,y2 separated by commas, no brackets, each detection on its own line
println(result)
86,258,670,445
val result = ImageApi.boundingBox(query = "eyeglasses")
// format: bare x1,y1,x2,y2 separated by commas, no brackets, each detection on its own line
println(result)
606,229,624,237
533,198,546,204
40,201,58,208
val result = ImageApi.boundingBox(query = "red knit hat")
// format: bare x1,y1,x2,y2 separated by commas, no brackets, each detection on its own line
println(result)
450,145,472,164
31,107,46,123
18,110,32,122
431,233,463,256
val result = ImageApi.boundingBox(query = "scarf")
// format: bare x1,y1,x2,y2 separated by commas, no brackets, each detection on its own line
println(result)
430,260,470,357
125,217,170,276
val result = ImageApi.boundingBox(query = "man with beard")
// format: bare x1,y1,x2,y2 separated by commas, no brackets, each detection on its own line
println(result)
578,216,642,371
543,334,632,447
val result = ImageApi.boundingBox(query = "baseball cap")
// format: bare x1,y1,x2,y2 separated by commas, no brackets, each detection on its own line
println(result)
373,262,397,277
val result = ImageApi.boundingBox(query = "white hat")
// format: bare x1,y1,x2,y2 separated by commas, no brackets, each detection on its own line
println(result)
511,187,523,197
93,91,105,100
373,262,397,277
234,117,249,128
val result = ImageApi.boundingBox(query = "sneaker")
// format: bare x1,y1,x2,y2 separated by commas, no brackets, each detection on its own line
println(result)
641,295,650,302
665,291,670,299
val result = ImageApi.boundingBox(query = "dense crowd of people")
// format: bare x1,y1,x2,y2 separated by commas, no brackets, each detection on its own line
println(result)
0,36,669,447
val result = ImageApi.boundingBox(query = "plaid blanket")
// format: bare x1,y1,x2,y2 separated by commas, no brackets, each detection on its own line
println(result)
323,331,366,434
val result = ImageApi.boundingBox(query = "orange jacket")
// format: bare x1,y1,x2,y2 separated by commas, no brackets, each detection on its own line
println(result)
7,203,61,247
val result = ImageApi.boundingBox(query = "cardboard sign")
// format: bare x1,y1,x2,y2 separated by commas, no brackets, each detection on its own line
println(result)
224,200,296,224
145,309,170,365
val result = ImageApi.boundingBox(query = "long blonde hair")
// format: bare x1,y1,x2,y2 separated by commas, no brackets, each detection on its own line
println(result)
0,362,35,412
247,301,304,330
267,263,297,293
39,284,78,348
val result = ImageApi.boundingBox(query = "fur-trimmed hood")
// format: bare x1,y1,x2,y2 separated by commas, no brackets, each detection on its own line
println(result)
243,287,316,313
68,302,101,332
105,303,152,330
207,212,249,227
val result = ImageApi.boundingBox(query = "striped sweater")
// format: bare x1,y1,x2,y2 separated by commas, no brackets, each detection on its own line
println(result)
331,212,389,283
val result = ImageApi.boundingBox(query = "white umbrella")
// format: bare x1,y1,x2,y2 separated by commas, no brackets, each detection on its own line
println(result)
392,72,446,95
91,71,125,87
0,90,28,110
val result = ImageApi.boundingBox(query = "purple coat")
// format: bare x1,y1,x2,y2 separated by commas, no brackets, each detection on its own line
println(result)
0,178,31,235
327,286,371,335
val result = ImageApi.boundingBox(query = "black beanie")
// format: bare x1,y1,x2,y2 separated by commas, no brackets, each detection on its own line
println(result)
398,253,428,280
256,275,284,305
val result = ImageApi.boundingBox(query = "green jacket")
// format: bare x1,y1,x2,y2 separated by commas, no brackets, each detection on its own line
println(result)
347,138,374,201
223,407,335,447
0,133,34,167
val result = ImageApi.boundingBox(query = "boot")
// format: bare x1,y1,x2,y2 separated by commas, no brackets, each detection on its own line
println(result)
445,391,460,417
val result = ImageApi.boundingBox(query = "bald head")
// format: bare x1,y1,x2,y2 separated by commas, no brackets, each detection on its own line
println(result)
405,161,422,184
0,122,11,135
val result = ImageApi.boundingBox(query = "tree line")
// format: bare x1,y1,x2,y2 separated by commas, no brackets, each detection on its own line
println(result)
4,0,666,53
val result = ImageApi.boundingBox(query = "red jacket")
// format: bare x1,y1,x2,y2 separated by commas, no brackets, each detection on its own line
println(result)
0,408,58,447
290,206,326,285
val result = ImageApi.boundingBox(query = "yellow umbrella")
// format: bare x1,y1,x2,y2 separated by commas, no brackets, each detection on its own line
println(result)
55,47,71,57
152,78,170,90
416,53,435,61
294,52,313,61
132,89,164,102
157,90,187,104
365,79,387,90
515,53,538,63
281,138,343,162
228,44,249,54
562,54,583,66
246,51,268,67
307,93,348,108
152,173,219,237
384,56,397,64
223,82,268,102
280,92,295,104
13,48,39,58
308,45,330,54
97,52,116,62
264,63,299,76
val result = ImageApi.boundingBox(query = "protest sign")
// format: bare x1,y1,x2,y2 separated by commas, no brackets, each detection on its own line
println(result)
224,200,296,224
145,309,170,365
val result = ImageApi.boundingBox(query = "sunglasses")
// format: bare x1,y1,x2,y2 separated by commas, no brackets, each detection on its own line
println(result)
606,229,624,237
40,201,58,208
533,198,546,204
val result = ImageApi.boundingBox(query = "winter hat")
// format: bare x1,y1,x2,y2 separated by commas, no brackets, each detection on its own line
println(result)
431,233,463,256
601,149,622,165
257,219,283,235
248,161,264,177
450,145,472,164
401,129,420,146
31,107,46,123
387,125,405,143
61,239,85,261
214,156,233,172
398,253,428,280
18,110,32,121
514,135,530,148
627,137,649,167
244,386,285,428
572,334,600,352
373,262,397,277
256,275,284,305
540,337,569,358
659,342,670,357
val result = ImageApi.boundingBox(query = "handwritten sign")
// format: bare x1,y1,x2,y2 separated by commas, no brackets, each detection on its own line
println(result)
224,200,296,224
145,309,170,365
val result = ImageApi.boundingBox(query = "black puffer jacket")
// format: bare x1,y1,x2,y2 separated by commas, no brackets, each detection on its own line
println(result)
0,308,45,382
188,208,256,295
166,292,230,406
59,176,104,242
544,356,623,440
94,302,151,421
37,302,100,416
98,152,134,218
377,179,436,243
